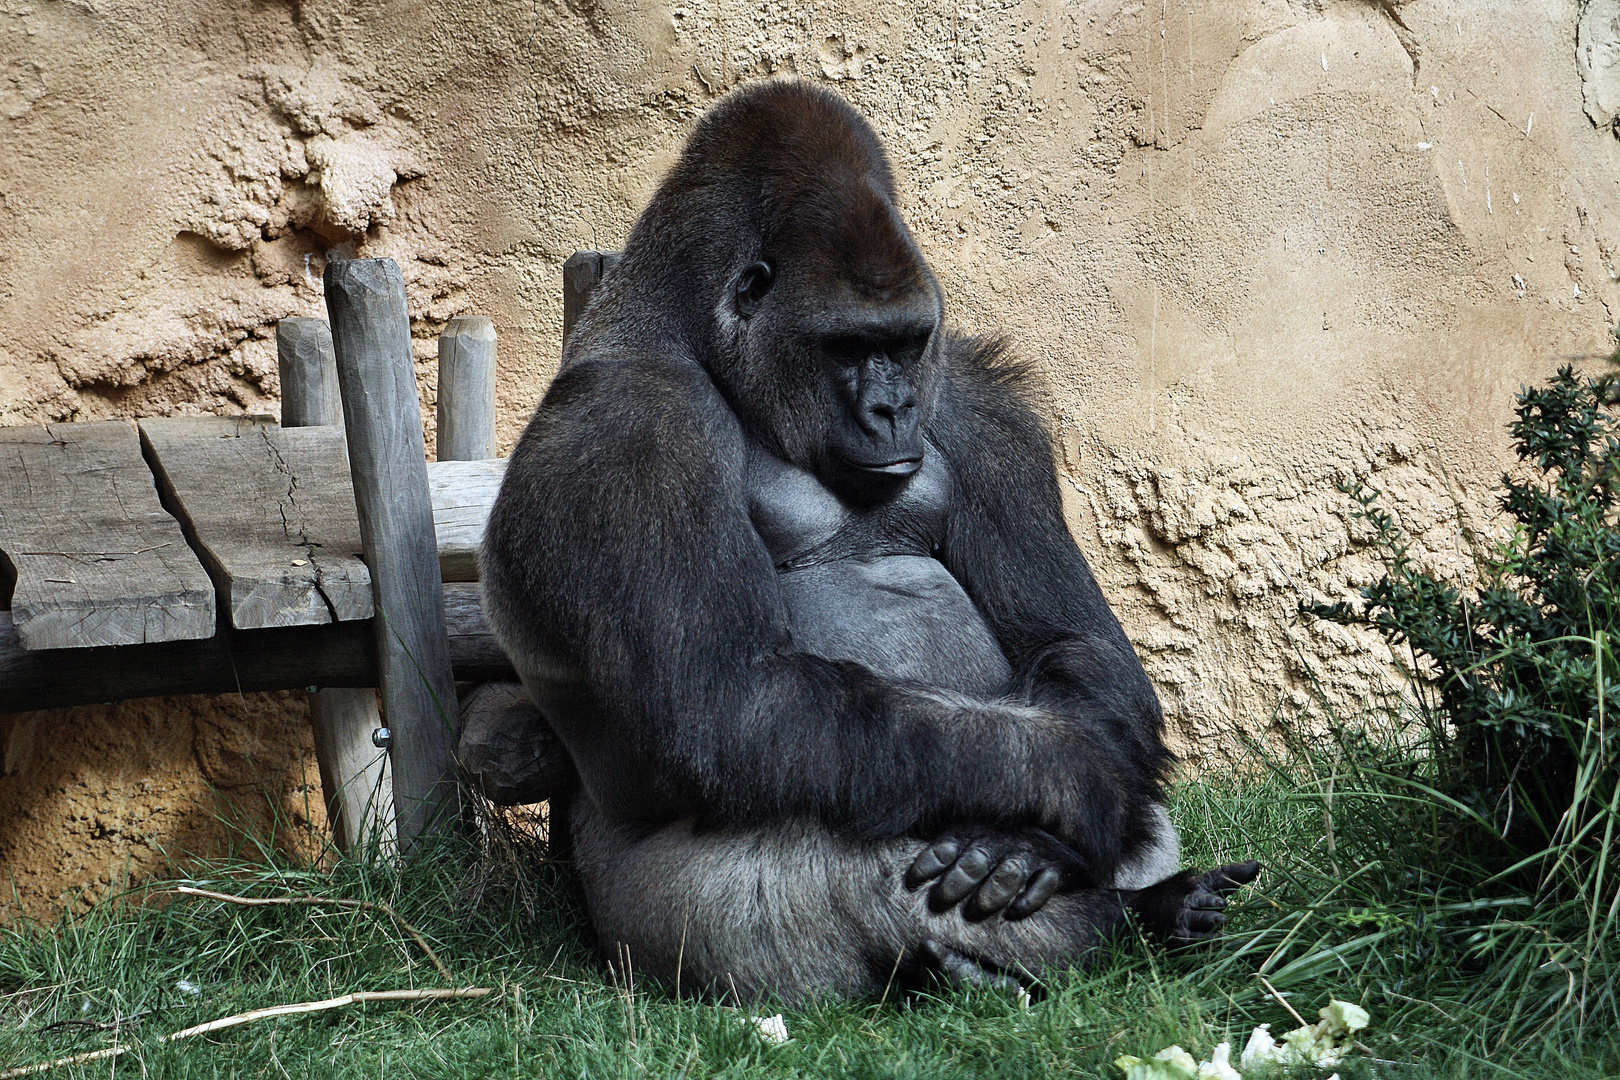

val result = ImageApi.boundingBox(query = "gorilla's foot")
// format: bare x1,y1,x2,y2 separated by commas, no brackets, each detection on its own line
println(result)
916,939,1029,994
1127,861,1261,944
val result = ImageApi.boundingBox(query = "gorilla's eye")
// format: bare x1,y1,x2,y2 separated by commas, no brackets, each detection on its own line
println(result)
734,261,775,318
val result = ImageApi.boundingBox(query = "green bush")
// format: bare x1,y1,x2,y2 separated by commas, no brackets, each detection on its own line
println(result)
1309,349,1620,1036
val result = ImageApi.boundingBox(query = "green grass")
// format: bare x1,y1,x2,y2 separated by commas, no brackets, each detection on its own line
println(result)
2,741,1617,1079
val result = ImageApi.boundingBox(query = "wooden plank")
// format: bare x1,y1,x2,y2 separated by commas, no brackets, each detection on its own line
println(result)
0,420,214,649
426,458,505,582
325,256,462,848
277,316,394,854
561,250,621,349
138,416,374,630
0,583,512,714
436,317,497,462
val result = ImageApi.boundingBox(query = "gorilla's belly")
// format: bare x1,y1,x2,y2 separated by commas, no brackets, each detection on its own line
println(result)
778,555,1012,698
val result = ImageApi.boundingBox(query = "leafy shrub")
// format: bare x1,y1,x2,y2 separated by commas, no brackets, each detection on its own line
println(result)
1309,349,1620,1035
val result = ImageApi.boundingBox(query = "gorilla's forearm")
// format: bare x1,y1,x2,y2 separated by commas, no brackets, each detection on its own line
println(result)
639,650,1135,883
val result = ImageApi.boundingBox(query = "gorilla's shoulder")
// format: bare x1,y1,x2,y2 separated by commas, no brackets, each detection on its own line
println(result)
931,334,1048,450
510,353,747,485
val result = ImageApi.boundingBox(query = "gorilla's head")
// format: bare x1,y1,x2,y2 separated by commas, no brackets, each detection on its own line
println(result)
631,81,944,503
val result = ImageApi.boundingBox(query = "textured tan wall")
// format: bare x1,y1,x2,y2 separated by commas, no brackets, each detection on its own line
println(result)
1,0,1618,919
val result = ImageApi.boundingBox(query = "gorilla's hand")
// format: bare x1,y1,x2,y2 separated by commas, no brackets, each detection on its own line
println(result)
1126,861,1261,944
905,828,1093,920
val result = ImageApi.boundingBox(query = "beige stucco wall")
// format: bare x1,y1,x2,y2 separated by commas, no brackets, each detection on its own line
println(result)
2,0,1618,919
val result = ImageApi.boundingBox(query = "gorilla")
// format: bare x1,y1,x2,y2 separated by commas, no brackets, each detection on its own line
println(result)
481,80,1258,1002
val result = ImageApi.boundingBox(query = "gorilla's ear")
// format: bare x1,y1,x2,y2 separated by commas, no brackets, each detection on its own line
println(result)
734,261,775,319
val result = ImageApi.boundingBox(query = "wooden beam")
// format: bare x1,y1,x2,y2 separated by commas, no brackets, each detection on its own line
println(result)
0,583,512,714
325,257,461,848
0,421,214,649
138,416,373,630
426,458,504,582
276,318,394,855
561,250,621,351
436,317,497,462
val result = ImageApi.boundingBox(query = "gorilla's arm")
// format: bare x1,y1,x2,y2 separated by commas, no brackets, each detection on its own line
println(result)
482,354,1135,873
928,338,1176,853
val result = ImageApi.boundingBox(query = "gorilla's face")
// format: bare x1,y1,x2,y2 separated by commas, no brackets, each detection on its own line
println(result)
719,247,943,506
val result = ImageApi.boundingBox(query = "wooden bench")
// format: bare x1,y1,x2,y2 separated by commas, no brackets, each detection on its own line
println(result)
0,253,618,853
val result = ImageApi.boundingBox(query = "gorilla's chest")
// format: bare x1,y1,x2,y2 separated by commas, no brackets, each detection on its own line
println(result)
746,446,1012,697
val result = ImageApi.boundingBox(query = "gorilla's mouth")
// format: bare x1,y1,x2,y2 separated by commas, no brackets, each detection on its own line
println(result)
847,456,922,477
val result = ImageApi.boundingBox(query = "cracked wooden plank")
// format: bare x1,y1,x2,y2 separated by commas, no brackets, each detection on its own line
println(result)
0,420,215,650
138,415,374,630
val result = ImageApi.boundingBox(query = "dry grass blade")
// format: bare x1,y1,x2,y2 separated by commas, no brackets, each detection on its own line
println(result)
0,988,493,1078
167,886,454,982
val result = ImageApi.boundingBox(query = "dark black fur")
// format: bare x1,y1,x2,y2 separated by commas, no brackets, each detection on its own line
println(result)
482,80,1256,1000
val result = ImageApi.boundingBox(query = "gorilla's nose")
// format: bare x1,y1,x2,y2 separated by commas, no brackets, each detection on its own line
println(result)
858,364,919,446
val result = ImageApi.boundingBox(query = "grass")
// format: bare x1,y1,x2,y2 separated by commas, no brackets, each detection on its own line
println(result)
2,735,1617,1080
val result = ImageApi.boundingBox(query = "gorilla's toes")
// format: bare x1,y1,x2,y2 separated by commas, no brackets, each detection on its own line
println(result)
1128,860,1261,945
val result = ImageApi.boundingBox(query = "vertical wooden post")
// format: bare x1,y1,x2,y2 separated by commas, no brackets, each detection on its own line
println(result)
561,251,621,351
277,319,344,429
323,259,460,850
436,317,497,462
276,317,396,855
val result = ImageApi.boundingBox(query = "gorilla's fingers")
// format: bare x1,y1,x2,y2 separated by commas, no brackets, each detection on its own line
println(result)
968,858,1030,918
918,939,1024,993
1206,860,1262,893
931,845,994,907
1004,866,1063,920
1187,889,1227,911
906,838,962,888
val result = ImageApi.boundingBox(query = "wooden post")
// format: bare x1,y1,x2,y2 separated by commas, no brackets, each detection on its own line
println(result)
436,317,497,462
561,251,621,350
277,319,344,429
277,317,396,855
323,259,461,851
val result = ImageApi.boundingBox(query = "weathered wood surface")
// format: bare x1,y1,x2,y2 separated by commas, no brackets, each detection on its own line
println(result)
309,685,396,854
277,318,344,429
458,682,577,807
0,583,510,713
326,257,461,847
139,416,373,630
277,316,394,854
426,458,505,582
0,421,215,650
561,250,621,348
436,317,497,462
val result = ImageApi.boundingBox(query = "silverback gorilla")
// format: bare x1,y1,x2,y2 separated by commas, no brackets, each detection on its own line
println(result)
481,80,1259,1002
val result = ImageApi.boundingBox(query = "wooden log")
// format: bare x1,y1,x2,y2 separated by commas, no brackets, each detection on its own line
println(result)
561,250,621,348
0,583,512,714
436,317,497,462
457,682,577,807
0,421,214,649
138,416,373,630
324,257,461,848
277,320,394,855
277,318,344,428
426,458,505,582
